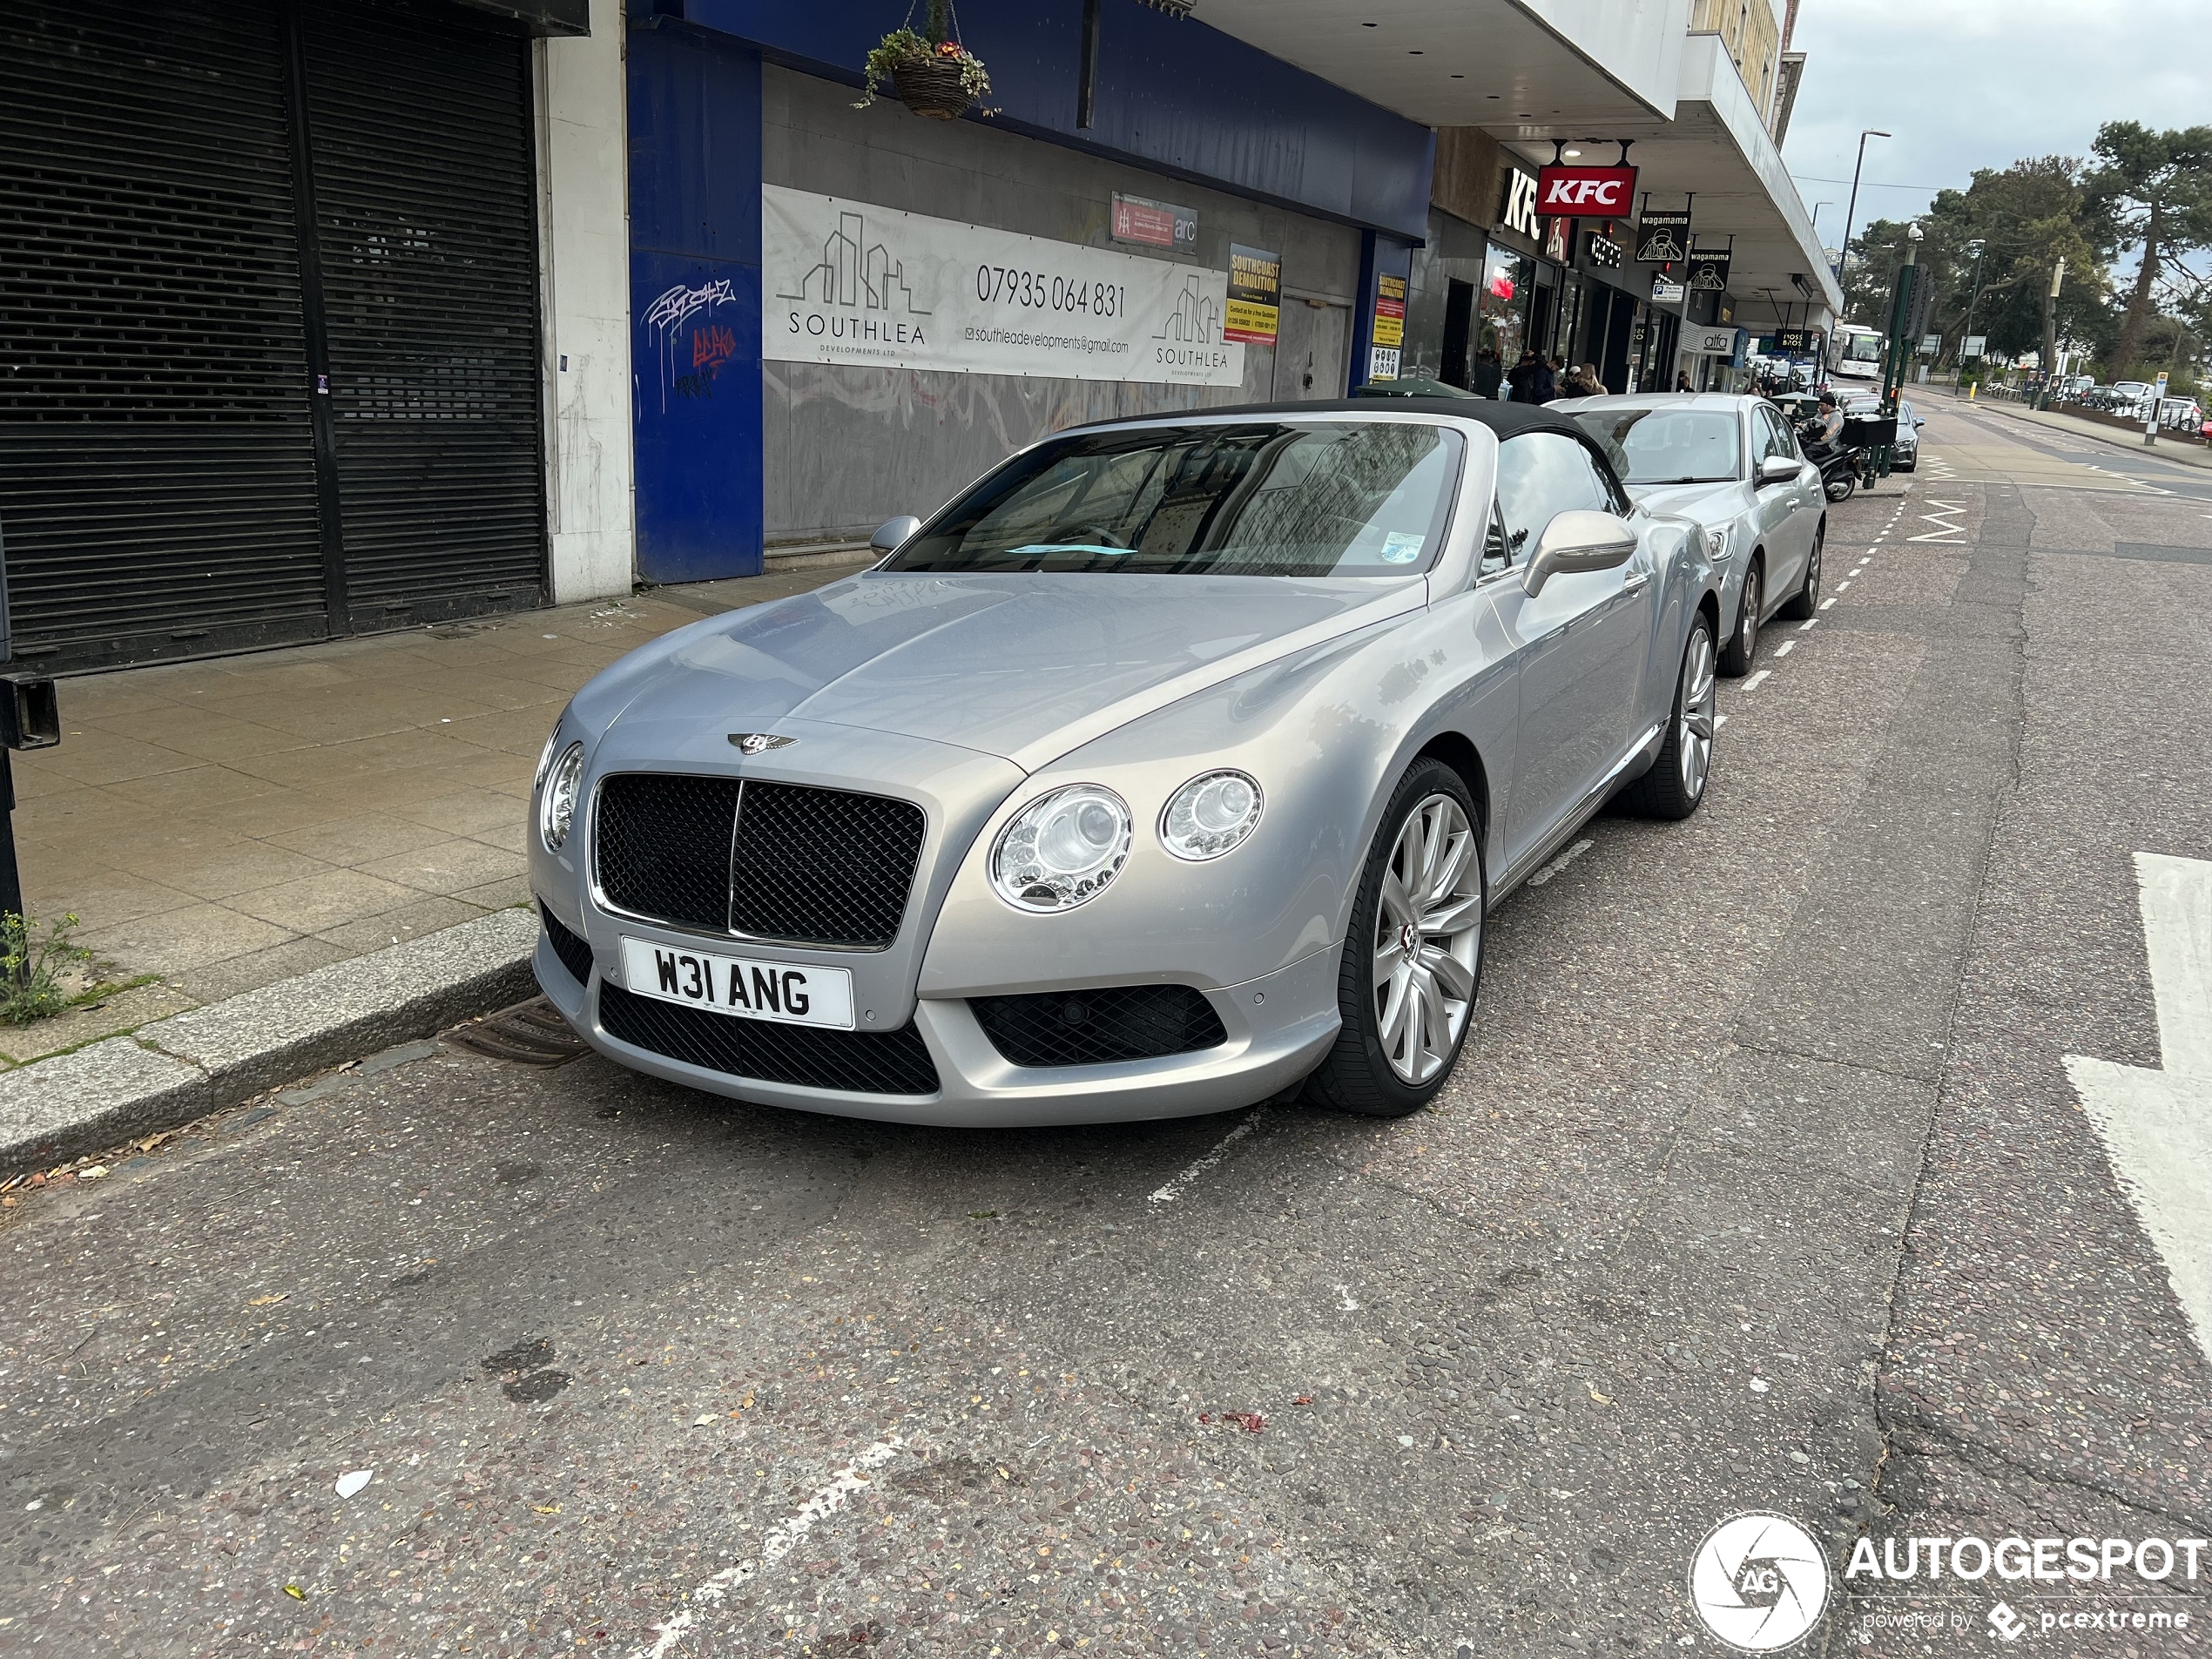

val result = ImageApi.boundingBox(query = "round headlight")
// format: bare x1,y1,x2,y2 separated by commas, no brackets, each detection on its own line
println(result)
539,742,586,852
534,711,569,788
1160,770,1264,861
990,785,1132,913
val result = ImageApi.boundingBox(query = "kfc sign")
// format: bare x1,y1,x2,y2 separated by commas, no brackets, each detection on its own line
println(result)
1535,165,1637,216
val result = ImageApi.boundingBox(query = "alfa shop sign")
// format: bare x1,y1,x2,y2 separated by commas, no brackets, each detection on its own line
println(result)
1535,165,1637,217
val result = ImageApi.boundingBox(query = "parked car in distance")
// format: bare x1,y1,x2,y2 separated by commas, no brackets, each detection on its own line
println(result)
529,401,1722,1127
1839,393,1923,470
1559,393,1824,677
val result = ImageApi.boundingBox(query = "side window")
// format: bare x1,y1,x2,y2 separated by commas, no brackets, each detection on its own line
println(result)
1480,497,1513,575
1494,431,1614,566
1758,407,1798,462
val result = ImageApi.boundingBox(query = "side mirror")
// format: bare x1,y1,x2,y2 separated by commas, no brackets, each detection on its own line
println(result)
871,515,922,556
1915,417,1927,428
1521,509,1638,597
1756,455,1801,487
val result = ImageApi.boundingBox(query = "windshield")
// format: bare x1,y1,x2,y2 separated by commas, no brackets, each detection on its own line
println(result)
1570,408,1741,485
886,421,1463,577
1843,334,1884,362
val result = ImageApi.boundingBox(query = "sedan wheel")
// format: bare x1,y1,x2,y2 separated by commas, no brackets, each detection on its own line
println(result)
1779,523,1824,619
1718,558,1760,676
1305,758,1484,1117
1620,613,1716,820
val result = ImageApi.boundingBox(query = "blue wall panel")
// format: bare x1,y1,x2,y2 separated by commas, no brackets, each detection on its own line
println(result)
676,0,1433,241
629,24,765,582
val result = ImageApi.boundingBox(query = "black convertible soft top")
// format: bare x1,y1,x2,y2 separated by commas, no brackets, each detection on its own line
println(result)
1077,397,1585,442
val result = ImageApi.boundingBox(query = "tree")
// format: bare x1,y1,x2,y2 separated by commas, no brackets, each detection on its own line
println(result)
1841,158,2111,364
2081,122,2212,373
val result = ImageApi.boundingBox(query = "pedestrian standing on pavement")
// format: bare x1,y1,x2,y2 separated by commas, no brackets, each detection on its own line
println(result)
1472,347,1504,400
1505,350,1539,402
1532,355,1559,403
1676,369,1693,393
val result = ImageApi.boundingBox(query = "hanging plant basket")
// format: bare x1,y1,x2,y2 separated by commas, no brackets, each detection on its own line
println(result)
856,3,993,121
889,51,977,120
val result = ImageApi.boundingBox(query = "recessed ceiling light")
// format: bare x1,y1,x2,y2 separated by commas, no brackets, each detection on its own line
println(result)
1518,112,1532,118
1450,73,1464,78
1408,48,1422,54
1563,146,1581,158
1487,94,1501,99
1361,19,1377,25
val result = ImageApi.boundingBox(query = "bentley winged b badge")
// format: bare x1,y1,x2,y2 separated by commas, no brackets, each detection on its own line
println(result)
727,732,797,755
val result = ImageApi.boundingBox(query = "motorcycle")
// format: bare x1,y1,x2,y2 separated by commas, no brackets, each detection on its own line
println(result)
1797,421,1868,502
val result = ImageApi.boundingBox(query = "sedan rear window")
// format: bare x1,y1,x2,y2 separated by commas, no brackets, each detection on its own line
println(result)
1570,408,1742,485
885,421,1462,577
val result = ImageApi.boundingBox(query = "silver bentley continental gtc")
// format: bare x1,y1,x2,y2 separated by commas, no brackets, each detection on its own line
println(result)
529,401,1720,1127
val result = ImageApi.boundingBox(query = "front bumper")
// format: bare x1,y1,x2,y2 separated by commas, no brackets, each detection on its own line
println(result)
533,927,1341,1129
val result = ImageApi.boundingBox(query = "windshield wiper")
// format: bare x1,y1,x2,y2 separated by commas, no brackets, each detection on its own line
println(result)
1635,475,1732,485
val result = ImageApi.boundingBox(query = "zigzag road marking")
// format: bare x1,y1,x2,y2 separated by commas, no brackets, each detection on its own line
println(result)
1909,498,1968,543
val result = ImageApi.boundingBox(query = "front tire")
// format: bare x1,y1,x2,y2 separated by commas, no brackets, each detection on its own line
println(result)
1824,471,1855,502
1619,612,1716,820
1304,759,1485,1119
1718,556,1761,676
1778,522,1824,619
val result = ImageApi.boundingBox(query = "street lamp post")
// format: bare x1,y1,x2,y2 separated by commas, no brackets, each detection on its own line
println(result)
1832,130,1891,298
1960,237,1986,375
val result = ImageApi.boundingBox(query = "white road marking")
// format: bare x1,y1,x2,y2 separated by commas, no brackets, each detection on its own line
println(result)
1773,640,1795,658
1742,669,1771,691
1149,1109,1268,1207
1819,597,1837,610
1910,499,1969,543
1797,619,1817,631
1527,838,1595,887
631,1436,907,1659
2066,853,2212,1367
1836,581,1851,590
1714,713,1729,728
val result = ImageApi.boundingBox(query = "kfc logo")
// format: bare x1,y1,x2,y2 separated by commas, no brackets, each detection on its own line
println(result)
1536,165,1638,215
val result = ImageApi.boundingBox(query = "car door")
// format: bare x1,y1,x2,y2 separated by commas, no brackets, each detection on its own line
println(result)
1485,430,1655,873
1757,404,1820,593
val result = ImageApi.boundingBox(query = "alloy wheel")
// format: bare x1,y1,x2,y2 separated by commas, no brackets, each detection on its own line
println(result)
1677,626,1717,799
1372,793,1483,1086
1738,565,1760,663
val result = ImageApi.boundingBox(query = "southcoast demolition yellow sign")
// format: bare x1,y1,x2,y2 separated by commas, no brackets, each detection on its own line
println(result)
1225,244,1280,346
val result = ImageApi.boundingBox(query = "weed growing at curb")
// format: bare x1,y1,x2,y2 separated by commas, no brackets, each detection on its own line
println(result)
0,911,103,1025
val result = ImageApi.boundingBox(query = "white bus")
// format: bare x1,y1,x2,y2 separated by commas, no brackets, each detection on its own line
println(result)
1831,323,1885,381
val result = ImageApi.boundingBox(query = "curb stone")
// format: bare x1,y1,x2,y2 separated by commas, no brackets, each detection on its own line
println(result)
0,907,541,1177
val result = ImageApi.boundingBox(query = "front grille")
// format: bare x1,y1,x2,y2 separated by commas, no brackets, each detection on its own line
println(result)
594,773,742,932
539,900,595,987
729,782,925,948
593,772,924,949
599,983,939,1096
971,984,1228,1068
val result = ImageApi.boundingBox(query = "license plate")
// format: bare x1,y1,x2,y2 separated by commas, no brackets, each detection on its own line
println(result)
618,936,855,1030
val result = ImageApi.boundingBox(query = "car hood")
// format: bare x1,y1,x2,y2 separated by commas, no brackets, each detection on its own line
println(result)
592,570,1427,772
1624,480,1744,524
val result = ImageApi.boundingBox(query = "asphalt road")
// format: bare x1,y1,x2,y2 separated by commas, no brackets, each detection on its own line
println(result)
3,395,2209,1657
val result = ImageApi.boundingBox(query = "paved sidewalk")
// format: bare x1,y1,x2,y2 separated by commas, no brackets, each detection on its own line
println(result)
4,562,863,1067
1931,386,2212,469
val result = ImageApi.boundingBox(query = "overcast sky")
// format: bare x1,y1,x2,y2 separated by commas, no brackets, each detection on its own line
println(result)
1779,0,2212,249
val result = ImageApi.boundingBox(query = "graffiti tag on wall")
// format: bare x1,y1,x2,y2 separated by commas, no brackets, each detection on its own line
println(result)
644,280,737,412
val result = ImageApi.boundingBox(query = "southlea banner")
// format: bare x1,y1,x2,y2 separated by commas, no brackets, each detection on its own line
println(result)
760,185,1244,388
1535,165,1638,218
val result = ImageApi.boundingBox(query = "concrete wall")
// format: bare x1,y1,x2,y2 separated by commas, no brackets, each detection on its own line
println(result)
758,68,1362,548
535,0,635,604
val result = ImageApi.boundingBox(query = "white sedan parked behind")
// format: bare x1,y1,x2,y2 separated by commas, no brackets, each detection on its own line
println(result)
1555,394,1827,675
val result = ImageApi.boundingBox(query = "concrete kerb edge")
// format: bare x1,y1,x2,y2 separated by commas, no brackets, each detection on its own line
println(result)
0,907,541,1178
1959,395,2212,470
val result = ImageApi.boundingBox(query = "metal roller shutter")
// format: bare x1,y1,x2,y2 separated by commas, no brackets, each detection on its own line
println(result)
0,0,547,672
300,1,549,631
0,0,329,671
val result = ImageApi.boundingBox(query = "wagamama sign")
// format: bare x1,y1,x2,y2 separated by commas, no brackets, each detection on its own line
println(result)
761,185,1244,388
